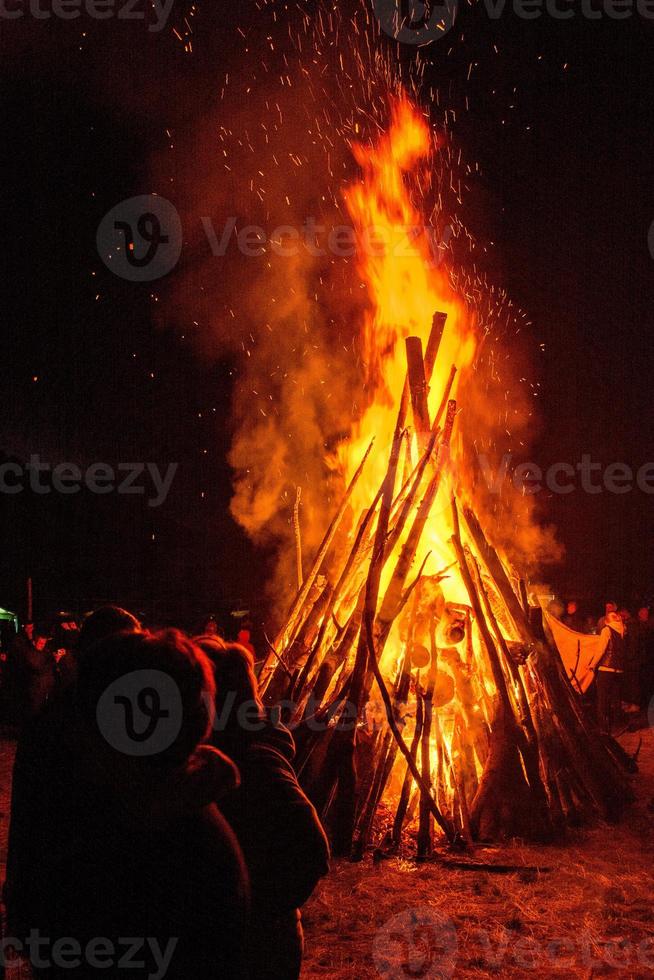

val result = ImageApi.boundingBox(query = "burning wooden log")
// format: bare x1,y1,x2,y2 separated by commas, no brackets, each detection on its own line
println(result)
259,440,374,693
461,503,634,824
416,626,438,859
405,336,431,445
262,308,634,861
390,684,424,849
451,496,554,841
376,402,456,646
293,486,303,591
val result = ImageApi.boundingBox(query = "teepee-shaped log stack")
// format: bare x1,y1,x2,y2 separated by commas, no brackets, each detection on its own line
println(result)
258,312,634,858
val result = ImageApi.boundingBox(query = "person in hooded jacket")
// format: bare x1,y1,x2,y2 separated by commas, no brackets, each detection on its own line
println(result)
198,636,330,980
4,606,143,936
5,627,249,979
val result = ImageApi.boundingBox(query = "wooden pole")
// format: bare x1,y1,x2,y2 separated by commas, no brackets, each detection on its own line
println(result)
461,507,532,643
405,336,431,445
259,440,374,692
417,626,438,858
391,687,424,848
377,401,456,640
293,487,303,591
425,311,447,378
433,364,457,431
364,610,455,843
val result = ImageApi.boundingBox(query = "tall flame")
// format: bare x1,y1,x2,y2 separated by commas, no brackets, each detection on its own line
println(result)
339,97,477,607
321,96,505,818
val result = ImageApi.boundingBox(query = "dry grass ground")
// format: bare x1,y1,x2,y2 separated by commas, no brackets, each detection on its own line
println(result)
302,726,654,979
1,727,652,979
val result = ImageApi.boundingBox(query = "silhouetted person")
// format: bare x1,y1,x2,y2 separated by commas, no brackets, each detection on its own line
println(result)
11,622,55,722
597,600,618,632
547,597,565,620
46,612,79,696
6,629,249,979
237,626,256,660
79,605,140,653
6,604,144,916
197,614,220,637
199,636,330,980
596,611,626,733
5,606,140,916
562,600,584,632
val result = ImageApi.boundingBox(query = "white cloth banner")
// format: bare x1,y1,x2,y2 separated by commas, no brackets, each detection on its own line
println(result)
545,613,609,694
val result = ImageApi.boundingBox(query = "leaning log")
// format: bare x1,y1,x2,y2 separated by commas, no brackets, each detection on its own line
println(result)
462,505,634,822
451,498,553,841
259,440,374,693
406,336,432,445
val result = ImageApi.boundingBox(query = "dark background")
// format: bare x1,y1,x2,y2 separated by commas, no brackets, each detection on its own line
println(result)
1,1,652,626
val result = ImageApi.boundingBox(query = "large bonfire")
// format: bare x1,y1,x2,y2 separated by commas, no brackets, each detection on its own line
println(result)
254,95,633,858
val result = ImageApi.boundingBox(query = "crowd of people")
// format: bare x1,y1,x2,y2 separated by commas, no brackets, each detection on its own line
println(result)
1,607,330,979
1,594,653,975
550,598,654,733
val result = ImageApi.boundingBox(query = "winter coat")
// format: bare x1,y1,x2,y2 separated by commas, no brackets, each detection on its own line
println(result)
598,625,626,672
11,635,56,721
214,719,330,980
6,689,249,979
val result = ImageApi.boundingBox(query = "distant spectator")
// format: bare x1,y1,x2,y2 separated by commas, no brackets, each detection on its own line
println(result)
54,605,142,693
596,611,626,733
547,598,565,620
47,612,79,695
584,615,598,635
597,601,618,632
237,626,256,660
198,615,220,637
11,622,56,723
562,600,584,632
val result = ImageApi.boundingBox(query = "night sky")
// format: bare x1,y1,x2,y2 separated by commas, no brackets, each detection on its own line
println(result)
1,1,653,625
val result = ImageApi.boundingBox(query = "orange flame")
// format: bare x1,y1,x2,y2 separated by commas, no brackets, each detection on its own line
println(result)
339,97,477,602
324,97,505,815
